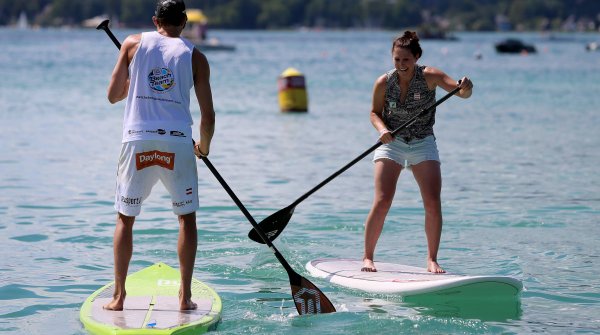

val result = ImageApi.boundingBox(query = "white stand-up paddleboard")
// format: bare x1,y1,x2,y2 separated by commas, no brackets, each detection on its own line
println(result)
80,263,221,335
306,258,522,299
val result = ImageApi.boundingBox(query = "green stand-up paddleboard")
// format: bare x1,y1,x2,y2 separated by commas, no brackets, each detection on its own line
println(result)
80,263,222,335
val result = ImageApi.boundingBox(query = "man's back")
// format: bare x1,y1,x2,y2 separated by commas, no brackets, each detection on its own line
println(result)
122,31,195,144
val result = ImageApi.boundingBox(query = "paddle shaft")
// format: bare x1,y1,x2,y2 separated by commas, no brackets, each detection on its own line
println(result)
201,157,298,277
97,20,121,49
202,157,336,314
290,86,461,207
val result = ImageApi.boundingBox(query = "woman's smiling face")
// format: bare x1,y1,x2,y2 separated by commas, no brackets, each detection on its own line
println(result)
392,47,418,76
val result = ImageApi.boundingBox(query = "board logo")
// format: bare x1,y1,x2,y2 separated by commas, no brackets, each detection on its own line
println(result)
157,279,180,287
148,67,175,92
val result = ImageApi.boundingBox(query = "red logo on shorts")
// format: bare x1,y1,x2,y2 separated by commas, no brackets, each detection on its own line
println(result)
136,150,175,170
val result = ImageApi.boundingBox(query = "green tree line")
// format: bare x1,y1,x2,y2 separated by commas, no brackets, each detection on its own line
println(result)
2,0,599,31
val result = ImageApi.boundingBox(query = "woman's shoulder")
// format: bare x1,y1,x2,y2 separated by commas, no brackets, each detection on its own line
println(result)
422,65,448,86
375,69,396,84
375,73,388,86
422,65,445,78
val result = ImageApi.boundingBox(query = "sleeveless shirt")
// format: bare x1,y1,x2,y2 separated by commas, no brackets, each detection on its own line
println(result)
382,65,437,142
122,31,195,143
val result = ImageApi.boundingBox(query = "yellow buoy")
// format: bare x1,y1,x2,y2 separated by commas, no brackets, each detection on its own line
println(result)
278,67,308,112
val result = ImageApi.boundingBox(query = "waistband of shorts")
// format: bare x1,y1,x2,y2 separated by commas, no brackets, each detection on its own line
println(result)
394,134,435,144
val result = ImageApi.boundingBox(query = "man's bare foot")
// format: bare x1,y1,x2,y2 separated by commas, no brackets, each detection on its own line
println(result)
103,298,124,311
427,260,446,273
180,298,198,310
361,259,377,272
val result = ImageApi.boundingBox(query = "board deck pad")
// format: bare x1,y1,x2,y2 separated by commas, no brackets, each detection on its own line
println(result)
306,258,522,298
80,263,221,335
91,296,151,329
90,297,212,329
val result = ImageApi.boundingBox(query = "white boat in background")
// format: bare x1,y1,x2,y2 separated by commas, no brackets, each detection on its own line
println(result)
82,15,109,28
183,8,236,52
17,11,29,29
191,37,236,51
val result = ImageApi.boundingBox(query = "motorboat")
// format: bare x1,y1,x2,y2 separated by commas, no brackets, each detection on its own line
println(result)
192,38,236,52
495,38,536,53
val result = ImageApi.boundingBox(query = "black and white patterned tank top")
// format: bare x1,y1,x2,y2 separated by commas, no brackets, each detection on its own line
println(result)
383,65,436,142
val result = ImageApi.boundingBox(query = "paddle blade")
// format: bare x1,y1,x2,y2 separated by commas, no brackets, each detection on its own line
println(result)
248,206,294,244
290,274,336,315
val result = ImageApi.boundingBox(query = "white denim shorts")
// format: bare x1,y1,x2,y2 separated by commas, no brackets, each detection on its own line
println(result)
114,140,199,216
373,135,440,168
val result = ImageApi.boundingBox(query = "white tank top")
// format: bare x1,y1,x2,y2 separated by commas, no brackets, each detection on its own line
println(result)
122,31,195,143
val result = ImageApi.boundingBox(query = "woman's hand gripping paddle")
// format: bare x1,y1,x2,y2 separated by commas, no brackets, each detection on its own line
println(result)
248,85,461,244
97,21,336,315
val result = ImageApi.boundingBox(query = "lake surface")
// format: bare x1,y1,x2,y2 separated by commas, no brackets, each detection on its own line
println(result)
1,28,599,334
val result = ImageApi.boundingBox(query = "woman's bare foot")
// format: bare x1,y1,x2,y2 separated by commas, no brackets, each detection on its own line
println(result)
361,258,377,272
427,259,446,273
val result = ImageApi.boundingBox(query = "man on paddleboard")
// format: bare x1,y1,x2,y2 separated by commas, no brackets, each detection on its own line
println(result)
362,31,473,273
104,0,215,310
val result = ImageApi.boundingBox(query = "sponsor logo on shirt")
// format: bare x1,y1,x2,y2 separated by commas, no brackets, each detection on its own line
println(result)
148,67,175,93
136,150,175,170
170,130,186,137
145,129,166,135
128,129,143,135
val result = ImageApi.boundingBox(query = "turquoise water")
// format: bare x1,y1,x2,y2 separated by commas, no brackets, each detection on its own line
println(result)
1,28,599,334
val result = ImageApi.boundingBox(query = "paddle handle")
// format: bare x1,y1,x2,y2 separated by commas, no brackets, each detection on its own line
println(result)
292,85,461,206
96,19,122,50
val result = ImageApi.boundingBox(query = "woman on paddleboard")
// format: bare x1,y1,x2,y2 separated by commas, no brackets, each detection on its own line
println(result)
104,0,215,310
362,31,473,273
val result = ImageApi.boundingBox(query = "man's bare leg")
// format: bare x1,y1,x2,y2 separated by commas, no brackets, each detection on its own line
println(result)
104,213,135,310
178,212,198,310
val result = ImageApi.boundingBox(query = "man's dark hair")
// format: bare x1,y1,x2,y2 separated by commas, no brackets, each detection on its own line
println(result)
155,0,187,26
